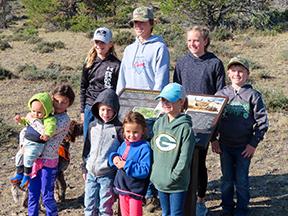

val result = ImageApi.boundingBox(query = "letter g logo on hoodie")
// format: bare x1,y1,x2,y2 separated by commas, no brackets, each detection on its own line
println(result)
155,134,177,151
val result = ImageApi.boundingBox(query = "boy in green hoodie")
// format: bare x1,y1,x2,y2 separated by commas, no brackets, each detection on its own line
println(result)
11,92,57,189
150,83,196,215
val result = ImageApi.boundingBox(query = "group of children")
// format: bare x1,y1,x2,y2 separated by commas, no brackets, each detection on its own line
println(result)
9,13,268,216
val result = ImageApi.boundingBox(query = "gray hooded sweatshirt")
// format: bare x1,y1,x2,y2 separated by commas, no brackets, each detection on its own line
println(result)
82,88,122,177
215,84,268,148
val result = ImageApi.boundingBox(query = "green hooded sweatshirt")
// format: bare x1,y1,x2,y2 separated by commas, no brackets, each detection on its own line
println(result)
150,113,195,193
21,92,56,137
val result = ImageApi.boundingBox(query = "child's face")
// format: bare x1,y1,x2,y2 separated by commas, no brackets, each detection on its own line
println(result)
187,30,207,57
31,101,45,119
160,98,183,116
94,41,113,58
124,122,145,143
53,94,70,114
228,65,249,88
98,103,115,123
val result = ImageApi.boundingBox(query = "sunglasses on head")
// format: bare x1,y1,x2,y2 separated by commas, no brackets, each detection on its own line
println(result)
96,30,107,36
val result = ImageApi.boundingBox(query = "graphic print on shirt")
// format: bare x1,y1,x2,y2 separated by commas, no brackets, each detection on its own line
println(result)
133,56,146,74
104,67,114,88
155,134,177,151
223,100,250,119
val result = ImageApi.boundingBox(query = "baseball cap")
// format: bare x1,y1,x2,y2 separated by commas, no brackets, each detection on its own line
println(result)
130,6,154,23
155,83,185,103
92,27,112,44
227,56,250,71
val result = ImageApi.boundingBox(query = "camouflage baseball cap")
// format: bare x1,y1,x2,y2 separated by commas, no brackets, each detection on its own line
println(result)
227,56,250,71
130,6,154,23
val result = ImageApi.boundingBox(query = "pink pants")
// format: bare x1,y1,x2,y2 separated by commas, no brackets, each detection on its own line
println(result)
119,194,143,216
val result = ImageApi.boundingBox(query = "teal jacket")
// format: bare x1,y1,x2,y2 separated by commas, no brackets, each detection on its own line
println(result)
150,113,195,193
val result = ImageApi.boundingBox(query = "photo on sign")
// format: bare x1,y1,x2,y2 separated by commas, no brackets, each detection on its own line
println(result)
132,104,162,119
186,95,226,114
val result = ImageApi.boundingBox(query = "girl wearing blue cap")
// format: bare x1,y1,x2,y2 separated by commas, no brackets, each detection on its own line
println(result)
150,83,196,216
80,27,121,162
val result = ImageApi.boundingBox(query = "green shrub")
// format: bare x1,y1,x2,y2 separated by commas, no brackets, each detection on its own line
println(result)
210,43,237,59
114,30,134,46
212,28,233,41
33,41,65,53
0,118,16,144
0,39,12,50
11,26,38,41
69,14,100,32
25,36,43,44
154,24,185,47
259,88,288,112
17,64,60,80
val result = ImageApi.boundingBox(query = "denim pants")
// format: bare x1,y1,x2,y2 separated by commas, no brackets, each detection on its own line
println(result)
220,144,251,216
28,167,58,216
83,105,95,142
84,172,115,216
158,191,187,216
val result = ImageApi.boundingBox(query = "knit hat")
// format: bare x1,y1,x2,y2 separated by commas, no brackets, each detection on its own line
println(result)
155,83,185,103
92,27,112,44
227,56,250,71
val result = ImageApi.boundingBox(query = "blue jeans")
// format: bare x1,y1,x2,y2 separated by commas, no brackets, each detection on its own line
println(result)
84,172,115,216
158,191,187,216
146,181,158,198
28,167,58,216
83,105,95,142
220,144,251,216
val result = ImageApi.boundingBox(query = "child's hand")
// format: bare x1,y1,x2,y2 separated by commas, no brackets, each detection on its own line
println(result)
80,113,84,124
14,114,21,123
82,173,87,181
40,134,50,141
211,140,221,154
113,156,126,169
241,144,256,158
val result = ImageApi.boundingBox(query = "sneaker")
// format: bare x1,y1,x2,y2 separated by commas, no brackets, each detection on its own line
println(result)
196,202,208,216
145,197,160,213
20,175,30,190
10,173,23,185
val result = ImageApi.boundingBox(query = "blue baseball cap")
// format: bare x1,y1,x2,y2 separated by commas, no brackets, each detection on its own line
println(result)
155,83,185,102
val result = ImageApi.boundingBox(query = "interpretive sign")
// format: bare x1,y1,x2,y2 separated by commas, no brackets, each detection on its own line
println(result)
118,89,228,148
186,94,228,149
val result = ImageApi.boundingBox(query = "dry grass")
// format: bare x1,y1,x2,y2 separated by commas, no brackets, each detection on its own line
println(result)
0,25,288,215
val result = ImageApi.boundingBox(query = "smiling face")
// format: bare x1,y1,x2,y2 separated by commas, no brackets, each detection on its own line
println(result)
133,21,152,41
160,98,184,120
228,64,249,89
187,30,207,57
98,103,115,123
123,122,145,143
94,40,113,59
31,100,45,119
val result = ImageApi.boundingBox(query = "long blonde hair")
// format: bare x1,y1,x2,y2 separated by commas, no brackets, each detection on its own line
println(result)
84,44,117,69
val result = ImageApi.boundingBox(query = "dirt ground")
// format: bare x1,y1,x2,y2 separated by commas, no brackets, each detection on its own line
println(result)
0,22,288,215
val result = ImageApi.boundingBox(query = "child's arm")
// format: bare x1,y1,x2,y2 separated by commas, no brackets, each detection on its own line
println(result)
42,116,57,140
123,144,151,179
171,127,195,182
211,139,222,154
14,113,29,125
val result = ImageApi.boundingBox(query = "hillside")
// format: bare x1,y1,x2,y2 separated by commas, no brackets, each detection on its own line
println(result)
0,22,288,216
